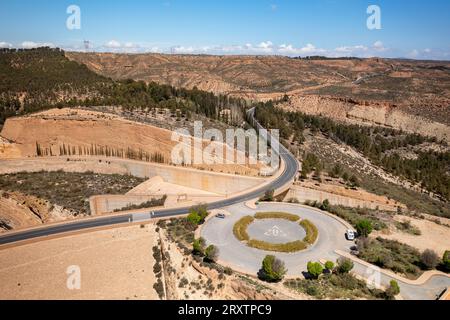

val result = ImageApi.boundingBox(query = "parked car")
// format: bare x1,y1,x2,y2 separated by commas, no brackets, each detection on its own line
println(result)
215,213,226,219
345,230,356,241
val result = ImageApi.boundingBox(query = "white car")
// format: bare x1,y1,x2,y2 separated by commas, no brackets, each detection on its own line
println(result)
346,230,356,241
215,213,226,219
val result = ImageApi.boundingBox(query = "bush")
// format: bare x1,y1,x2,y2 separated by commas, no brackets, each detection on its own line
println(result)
300,219,318,244
356,219,373,237
258,255,287,282
385,280,400,299
357,238,422,277
307,262,324,279
254,212,300,222
325,261,335,271
443,251,450,271
337,257,354,274
187,205,209,225
204,245,219,263
259,189,274,202
193,238,206,256
248,239,307,253
224,267,233,275
420,249,440,270
233,216,254,241
187,212,202,225
320,199,330,211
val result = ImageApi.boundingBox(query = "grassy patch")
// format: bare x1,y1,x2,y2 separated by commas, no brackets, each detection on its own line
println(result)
233,216,254,241
233,215,319,253
395,220,422,236
357,237,422,278
157,218,197,255
285,273,385,300
0,170,145,215
307,202,388,231
248,239,307,253
300,219,318,244
254,212,300,222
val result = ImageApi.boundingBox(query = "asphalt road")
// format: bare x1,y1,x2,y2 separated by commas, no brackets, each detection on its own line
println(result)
0,108,299,245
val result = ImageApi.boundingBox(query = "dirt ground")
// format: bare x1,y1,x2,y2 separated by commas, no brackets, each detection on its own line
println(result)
374,215,450,256
0,224,159,300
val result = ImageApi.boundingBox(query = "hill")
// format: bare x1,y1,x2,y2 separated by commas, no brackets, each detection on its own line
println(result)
66,51,450,138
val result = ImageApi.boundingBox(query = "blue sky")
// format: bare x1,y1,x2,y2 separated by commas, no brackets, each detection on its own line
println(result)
0,0,449,59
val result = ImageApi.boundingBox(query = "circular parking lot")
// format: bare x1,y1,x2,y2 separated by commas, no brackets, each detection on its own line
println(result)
201,202,353,276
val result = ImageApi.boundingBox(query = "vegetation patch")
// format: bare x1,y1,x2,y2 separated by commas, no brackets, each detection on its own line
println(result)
300,219,318,244
357,237,423,278
233,216,254,241
0,170,145,215
157,218,197,255
113,195,167,212
395,220,421,236
233,214,318,253
254,212,300,222
285,273,385,300
305,201,388,231
248,239,307,253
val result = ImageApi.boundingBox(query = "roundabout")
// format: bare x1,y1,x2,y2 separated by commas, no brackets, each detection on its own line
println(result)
201,202,352,276
232,212,318,253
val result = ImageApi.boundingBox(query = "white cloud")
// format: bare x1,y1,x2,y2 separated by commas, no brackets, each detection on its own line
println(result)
372,41,387,52
104,40,122,48
172,46,196,54
21,41,55,49
0,41,12,48
334,45,368,53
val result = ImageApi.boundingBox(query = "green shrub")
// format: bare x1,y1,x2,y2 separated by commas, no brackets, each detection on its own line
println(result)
187,212,202,225
337,257,354,274
258,255,287,282
325,261,335,271
254,212,300,222
443,251,450,271
320,199,331,211
356,219,373,237
204,245,219,263
233,216,254,241
193,238,206,255
307,261,324,279
187,205,209,225
385,280,400,299
300,219,318,244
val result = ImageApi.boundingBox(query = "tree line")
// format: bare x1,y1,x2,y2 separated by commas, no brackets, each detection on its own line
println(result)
255,102,450,201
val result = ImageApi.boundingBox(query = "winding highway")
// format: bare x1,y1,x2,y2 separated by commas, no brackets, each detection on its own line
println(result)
0,108,299,245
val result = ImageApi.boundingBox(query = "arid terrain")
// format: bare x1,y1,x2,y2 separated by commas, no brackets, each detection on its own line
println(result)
67,52,450,139
0,48,449,301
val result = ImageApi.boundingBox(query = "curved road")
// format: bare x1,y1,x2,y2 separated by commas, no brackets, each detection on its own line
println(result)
0,108,299,245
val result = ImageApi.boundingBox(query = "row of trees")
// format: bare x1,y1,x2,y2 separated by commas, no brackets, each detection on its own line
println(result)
35,142,166,164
